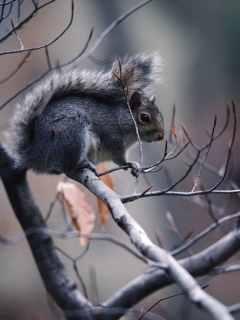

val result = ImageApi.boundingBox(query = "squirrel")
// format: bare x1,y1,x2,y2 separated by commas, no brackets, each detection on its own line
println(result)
5,52,164,178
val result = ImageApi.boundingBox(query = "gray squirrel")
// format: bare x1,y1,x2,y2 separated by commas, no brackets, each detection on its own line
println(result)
5,52,164,177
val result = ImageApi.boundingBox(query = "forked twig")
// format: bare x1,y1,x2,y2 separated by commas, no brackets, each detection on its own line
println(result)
138,284,209,320
122,101,238,202
192,114,217,192
171,211,240,256
0,0,56,43
0,51,31,84
0,27,93,110
1,1,151,111
10,16,24,50
65,0,153,69
0,0,74,55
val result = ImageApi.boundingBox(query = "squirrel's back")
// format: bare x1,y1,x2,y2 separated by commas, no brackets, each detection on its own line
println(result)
5,52,163,171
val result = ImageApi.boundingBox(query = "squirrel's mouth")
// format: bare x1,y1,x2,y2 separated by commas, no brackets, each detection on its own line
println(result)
157,132,164,141
152,131,164,142
143,131,164,143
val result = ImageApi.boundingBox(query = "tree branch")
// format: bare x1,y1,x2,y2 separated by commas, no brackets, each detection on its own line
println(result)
0,0,74,55
0,0,56,43
68,169,234,320
65,0,153,70
102,226,240,319
0,144,92,320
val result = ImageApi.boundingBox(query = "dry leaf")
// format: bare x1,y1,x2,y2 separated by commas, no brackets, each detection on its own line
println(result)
57,182,95,245
96,163,114,228
171,125,177,137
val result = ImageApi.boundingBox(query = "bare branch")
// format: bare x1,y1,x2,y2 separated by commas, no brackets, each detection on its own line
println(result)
171,211,240,256
103,227,240,319
122,101,238,202
44,47,52,70
0,0,74,55
143,140,167,173
0,0,16,6
229,304,240,315
192,114,217,192
138,284,209,320
0,50,31,84
1,2,239,319
10,16,24,50
0,144,92,320
211,262,240,275
68,168,234,320
0,0,56,43
0,0,14,21
65,0,153,69
0,226,150,266
0,0,150,111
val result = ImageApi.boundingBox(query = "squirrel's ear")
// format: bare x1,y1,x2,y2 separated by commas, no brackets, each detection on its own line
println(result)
150,95,156,103
129,92,141,111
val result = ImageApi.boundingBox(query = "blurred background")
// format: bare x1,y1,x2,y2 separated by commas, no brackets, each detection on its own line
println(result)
0,0,240,319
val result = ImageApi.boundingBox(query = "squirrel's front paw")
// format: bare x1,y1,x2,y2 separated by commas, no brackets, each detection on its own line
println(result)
77,161,97,175
126,161,142,178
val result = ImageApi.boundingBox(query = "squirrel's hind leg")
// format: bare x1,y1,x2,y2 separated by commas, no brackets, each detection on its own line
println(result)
64,126,99,176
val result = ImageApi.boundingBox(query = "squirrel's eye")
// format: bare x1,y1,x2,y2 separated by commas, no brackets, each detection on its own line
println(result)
139,113,150,124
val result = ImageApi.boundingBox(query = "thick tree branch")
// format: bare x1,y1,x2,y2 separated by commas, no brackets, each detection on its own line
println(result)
102,226,240,319
68,169,234,320
1,146,239,319
0,144,92,320
1,1,239,319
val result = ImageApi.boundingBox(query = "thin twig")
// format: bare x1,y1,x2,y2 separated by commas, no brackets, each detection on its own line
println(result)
169,104,176,143
0,0,16,5
64,0,153,69
56,246,89,299
45,47,52,70
138,284,209,320
0,0,14,21
0,51,31,84
0,0,56,43
0,0,149,110
192,114,217,192
171,211,240,256
0,227,151,265
0,0,74,55
205,101,236,192
10,16,24,50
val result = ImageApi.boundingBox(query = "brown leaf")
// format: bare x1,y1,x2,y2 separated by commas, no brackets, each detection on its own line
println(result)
57,182,95,245
96,163,115,228
171,125,177,137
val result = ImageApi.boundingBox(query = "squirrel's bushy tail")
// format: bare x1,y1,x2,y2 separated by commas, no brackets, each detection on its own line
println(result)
5,52,163,168
109,52,163,97
47,52,163,101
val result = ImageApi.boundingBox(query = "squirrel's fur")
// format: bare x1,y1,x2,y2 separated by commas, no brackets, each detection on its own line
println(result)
5,52,164,176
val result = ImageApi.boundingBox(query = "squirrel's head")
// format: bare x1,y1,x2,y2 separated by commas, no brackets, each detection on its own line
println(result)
129,92,164,143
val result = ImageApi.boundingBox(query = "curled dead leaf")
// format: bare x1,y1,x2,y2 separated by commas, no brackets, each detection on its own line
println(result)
57,181,95,245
